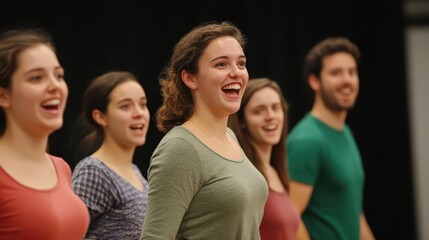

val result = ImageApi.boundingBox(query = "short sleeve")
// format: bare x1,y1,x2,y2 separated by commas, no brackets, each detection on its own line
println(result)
72,162,116,218
287,136,323,185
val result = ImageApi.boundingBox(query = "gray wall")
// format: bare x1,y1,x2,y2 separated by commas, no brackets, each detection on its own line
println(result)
406,25,429,240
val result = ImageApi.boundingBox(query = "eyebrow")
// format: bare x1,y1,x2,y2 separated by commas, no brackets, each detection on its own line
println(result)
252,102,281,108
210,55,246,63
116,96,147,103
24,66,64,74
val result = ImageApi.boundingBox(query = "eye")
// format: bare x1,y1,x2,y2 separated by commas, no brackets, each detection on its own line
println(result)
273,104,282,111
56,73,65,81
330,69,342,76
215,61,227,67
29,75,43,82
237,60,246,69
252,108,262,115
349,69,357,76
140,103,147,109
120,104,130,110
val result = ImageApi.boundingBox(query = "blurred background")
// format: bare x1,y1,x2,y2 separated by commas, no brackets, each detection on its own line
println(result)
2,0,428,239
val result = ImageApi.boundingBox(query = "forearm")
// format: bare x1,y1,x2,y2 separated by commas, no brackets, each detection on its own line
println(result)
296,219,311,240
360,213,375,240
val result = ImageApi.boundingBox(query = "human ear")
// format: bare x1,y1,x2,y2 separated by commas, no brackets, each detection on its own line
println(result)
181,70,197,90
92,109,107,126
0,87,11,108
308,74,321,92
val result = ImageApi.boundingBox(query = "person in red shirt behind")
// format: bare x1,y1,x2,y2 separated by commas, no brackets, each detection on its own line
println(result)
0,28,89,240
229,78,306,240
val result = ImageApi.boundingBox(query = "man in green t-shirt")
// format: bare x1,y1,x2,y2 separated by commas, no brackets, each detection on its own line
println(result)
287,37,375,240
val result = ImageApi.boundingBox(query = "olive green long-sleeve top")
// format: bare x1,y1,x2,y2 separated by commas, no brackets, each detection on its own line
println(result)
141,126,268,240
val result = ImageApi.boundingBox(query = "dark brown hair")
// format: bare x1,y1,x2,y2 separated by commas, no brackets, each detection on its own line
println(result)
74,71,140,159
303,37,360,81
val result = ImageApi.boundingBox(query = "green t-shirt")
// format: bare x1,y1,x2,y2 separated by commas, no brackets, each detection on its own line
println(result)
141,126,268,240
287,114,364,240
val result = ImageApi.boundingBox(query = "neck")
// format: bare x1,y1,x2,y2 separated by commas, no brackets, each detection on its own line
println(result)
311,99,348,130
93,139,135,168
252,142,272,167
0,127,49,161
188,114,229,140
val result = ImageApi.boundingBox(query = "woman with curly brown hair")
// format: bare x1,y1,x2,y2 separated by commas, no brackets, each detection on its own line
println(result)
141,21,268,240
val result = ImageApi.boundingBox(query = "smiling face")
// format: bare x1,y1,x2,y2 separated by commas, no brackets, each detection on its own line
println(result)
98,80,150,149
193,36,249,116
317,52,359,112
0,44,68,137
244,87,284,149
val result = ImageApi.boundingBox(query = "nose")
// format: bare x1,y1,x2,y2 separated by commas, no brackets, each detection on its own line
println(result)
228,65,242,78
47,75,63,92
132,105,147,119
264,108,275,120
343,69,357,83
133,109,143,118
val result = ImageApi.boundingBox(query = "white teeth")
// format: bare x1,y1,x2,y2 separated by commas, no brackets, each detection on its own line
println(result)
263,124,277,131
340,88,352,94
130,124,143,130
222,83,241,90
42,99,60,106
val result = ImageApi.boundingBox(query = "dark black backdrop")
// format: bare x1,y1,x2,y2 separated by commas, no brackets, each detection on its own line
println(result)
2,1,416,239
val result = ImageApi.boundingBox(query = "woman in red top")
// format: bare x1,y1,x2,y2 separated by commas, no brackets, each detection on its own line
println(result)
229,78,303,240
0,28,89,240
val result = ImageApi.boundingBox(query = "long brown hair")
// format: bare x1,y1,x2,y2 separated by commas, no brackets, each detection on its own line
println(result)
73,71,140,161
228,78,290,191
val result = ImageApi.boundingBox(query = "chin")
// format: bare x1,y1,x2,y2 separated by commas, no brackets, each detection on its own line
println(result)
265,136,281,145
134,138,147,146
341,103,355,110
228,105,241,114
45,121,64,132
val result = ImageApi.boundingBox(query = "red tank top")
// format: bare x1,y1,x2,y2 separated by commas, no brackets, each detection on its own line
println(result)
0,155,89,240
260,189,300,240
